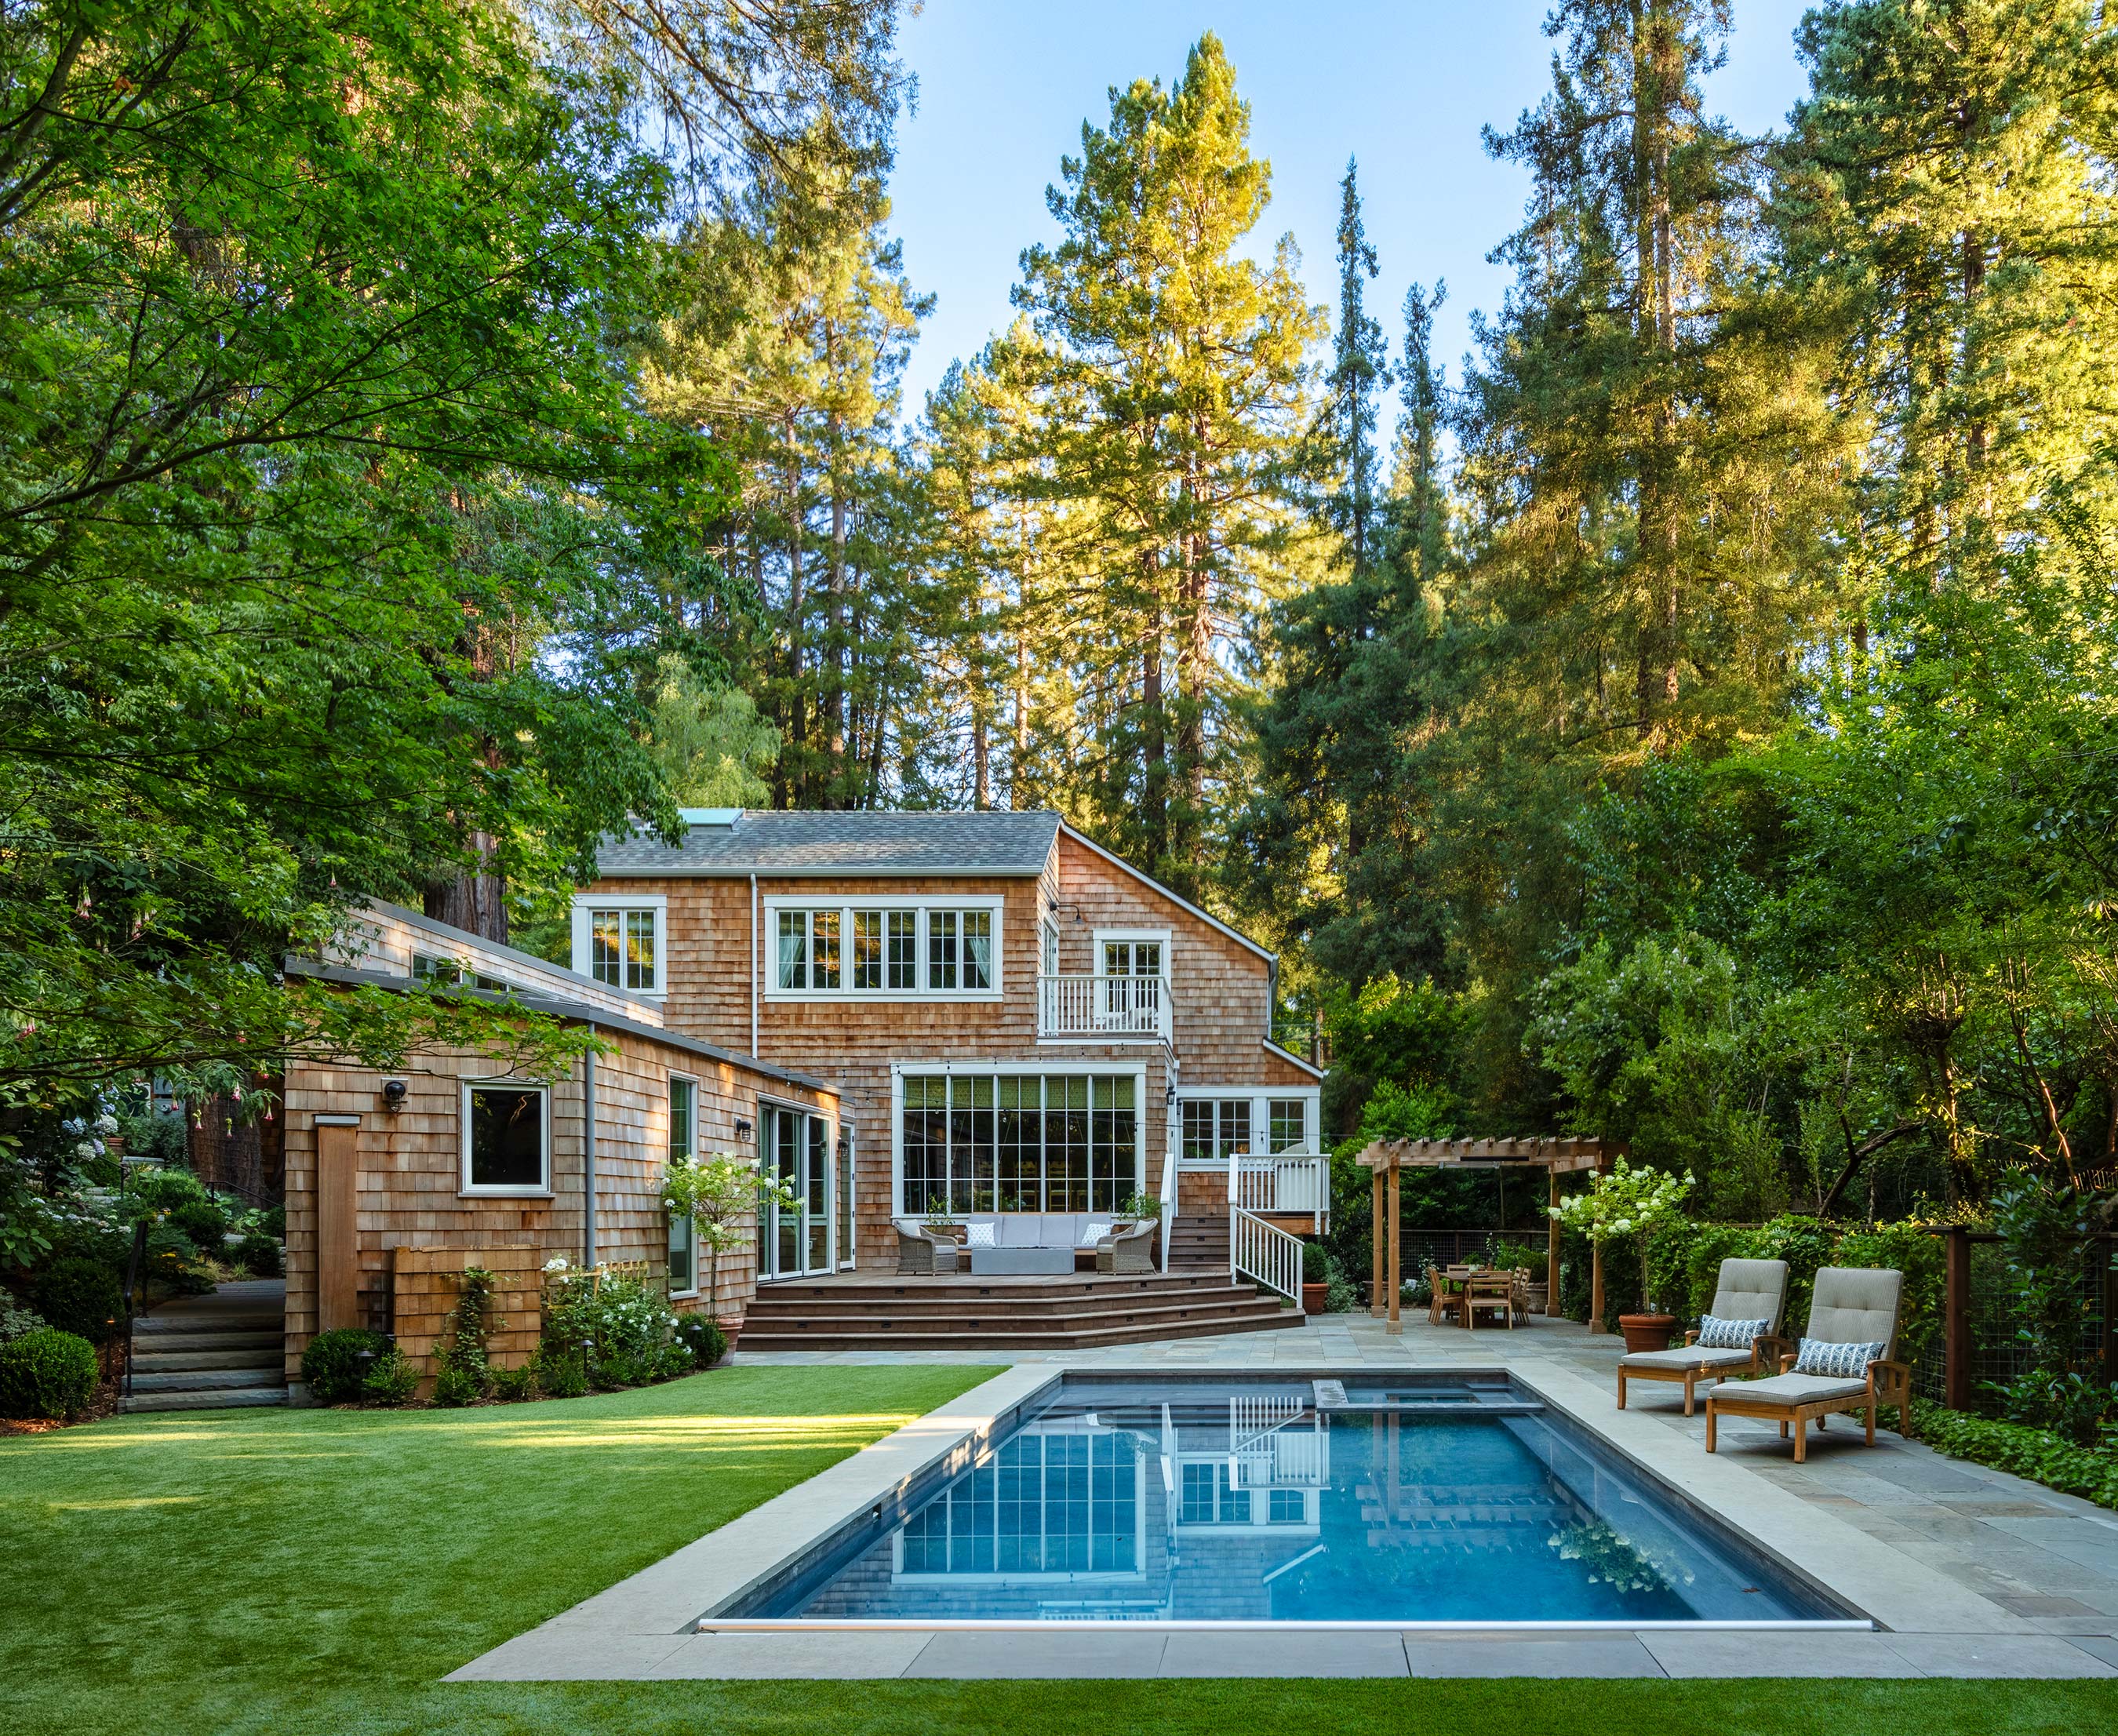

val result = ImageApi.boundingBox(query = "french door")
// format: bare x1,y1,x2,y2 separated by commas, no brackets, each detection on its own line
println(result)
1100,937,1163,1029
759,1104,839,1279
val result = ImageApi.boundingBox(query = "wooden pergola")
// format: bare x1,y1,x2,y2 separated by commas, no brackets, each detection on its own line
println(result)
1354,1137,1620,1335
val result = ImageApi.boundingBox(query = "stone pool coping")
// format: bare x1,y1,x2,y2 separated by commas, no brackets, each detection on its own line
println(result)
446,1359,2116,1682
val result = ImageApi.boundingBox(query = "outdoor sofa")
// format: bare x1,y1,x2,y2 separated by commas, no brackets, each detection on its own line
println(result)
1616,1257,1789,1416
895,1214,1151,1276
1704,1265,1912,1462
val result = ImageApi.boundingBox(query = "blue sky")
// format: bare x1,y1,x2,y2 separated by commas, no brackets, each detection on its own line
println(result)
885,1,1820,433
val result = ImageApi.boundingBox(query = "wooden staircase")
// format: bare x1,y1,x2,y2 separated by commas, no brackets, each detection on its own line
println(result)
741,1269,1299,1352
1166,1212,1232,1271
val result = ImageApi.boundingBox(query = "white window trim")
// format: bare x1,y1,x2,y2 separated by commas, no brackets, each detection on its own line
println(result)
888,1059,1148,1217
569,893,668,999
1090,926,1173,975
459,1078,552,1197
1174,1086,1321,1166
667,1072,699,1297
762,896,1005,1003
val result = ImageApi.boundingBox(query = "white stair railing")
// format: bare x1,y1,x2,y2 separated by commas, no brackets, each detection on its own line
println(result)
1229,1204,1305,1303
1157,1135,1177,1271
1230,1155,1330,1230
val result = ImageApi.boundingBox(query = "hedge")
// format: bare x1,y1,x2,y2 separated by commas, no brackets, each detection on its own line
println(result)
1911,1399,2118,1512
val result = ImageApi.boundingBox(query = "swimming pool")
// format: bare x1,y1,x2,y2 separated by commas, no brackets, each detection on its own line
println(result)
714,1372,1857,1626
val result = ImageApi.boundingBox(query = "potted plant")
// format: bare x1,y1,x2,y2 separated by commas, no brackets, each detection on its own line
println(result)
1300,1240,1331,1316
664,1152,797,1357
1548,1157,1692,1352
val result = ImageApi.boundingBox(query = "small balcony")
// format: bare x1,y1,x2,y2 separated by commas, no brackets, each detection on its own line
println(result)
1037,972,1170,1042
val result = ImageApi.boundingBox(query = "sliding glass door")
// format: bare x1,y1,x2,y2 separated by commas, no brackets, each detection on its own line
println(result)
758,1103,841,1280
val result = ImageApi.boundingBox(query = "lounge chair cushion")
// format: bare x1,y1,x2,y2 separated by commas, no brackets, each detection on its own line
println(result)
1697,1313,1769,1349
1794,1337,1885,1379
1621,1345,1754,1372
1808,1266,1903,1360
1716,1372,1871,1407
1709,1258,1790,1333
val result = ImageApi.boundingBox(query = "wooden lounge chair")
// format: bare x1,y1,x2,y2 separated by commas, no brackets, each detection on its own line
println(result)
1617,1257,1789,1417
1464,1269,1514,1330
1705,1266,1912,1463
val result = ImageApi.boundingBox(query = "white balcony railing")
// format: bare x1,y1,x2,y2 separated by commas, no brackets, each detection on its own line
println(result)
1037,972,1170,1042
1230,1154,1330,1230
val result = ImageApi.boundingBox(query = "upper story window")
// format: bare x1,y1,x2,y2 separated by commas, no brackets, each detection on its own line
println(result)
413,954,516,995
569,895,666,997
1182,1097,1252,1163
768,900,1001,999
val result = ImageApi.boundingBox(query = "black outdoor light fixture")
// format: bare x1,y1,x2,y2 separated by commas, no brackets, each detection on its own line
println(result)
733,1116,753,1139
381,1079,408,1110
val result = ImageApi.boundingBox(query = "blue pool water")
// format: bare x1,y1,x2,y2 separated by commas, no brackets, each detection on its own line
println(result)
728,1375,1844,1624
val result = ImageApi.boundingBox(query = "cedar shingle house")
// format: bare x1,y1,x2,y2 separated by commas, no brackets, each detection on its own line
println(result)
573,809,1325,1279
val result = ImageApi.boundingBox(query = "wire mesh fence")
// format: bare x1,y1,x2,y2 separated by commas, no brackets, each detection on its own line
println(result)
1915,1230,2116,1416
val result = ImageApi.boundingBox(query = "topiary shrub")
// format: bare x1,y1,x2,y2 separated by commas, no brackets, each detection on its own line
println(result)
300,1327,386,1404
361,1348,419,1407
0,1327,100,1419
674,1314,726,1370
31,1256,124,1344
169,1197,233,1259
234,1235,282,1278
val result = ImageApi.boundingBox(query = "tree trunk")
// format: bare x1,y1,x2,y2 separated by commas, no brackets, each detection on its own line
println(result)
1140,548,1167,863
784,418,806,802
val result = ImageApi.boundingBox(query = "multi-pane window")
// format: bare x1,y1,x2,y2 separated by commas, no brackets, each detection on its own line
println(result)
772,904,995,994
1181,1098,1253,1163
901,1072,1137,1215
1178,1461,1250,1526
1268,1098,1310,1153
587,907,657,992
1268,1488,1305,1524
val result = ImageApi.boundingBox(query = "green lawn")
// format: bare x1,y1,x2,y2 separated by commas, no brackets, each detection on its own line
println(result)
5,1366,2114,1736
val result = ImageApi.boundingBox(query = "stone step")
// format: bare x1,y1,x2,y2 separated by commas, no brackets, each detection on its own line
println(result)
127,1367,284,1394
135,1313,282,1337
131,1347,282,1373
121,1386,289,1414
742,1309,1305,1353
745,1285,1266,1322
127,1330,282,1355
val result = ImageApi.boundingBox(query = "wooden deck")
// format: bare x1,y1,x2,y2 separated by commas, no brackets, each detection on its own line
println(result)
741,1268,1302,1352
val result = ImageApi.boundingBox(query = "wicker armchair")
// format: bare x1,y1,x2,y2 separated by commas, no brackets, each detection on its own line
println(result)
895,1221,961,1276
1096,1219,1158,1275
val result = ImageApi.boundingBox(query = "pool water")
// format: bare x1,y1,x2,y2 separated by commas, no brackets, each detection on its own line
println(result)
728,1375,1843,1624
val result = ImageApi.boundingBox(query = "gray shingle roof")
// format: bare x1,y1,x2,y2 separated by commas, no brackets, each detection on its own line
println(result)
595,809,1062,877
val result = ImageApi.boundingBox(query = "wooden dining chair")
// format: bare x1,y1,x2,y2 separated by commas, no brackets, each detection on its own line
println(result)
1425,1265,1464,1327
1464,1270,1514,1330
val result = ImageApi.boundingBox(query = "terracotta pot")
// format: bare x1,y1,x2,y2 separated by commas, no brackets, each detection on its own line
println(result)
712,1316,743,1366
1301,1281,1329,1316
1618,1312,1678,1354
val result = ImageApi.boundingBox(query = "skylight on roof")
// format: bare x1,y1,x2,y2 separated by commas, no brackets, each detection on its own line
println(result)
677,808,742,828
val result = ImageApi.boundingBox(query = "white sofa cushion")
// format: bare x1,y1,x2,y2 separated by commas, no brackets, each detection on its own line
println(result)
998,1216,1043,1249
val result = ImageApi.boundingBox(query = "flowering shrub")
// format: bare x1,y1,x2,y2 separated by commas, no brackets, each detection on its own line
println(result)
541,1259,682,1389
662,1153,794,1300
1550,1157,1692,1312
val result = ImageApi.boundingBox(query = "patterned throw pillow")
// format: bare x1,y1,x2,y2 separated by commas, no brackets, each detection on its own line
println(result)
1078,1221,1112,1247
963,1221,996,1249
1793,1337,1885,1379
1696,1314,1767,1350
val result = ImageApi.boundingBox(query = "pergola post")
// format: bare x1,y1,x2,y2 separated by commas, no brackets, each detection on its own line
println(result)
1385,1147,1401,1335
1545,1169,1561,1316
1370,1167,1386,1316
1589,1239,1605,1334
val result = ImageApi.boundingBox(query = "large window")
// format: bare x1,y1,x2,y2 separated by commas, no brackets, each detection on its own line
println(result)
461,1082,548,1194
569,897,664,995
900,1071,1138,1214
769,901,1000,997
897,1428,1140,1578
668,1077,697,1295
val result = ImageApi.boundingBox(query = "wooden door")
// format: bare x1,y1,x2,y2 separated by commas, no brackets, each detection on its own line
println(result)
315,1119,361,1332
